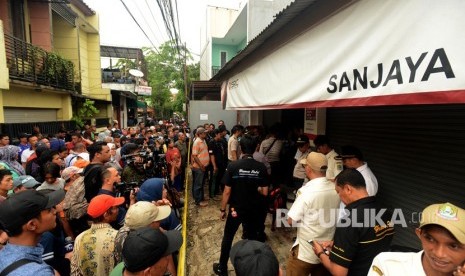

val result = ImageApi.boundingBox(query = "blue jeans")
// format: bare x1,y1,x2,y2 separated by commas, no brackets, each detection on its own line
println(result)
192,167,205,204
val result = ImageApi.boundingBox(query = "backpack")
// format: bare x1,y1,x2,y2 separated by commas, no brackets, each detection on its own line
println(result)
268,187,287,214
63,175,88,220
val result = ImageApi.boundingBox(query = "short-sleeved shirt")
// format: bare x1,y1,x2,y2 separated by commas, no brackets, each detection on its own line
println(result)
222,155,268,213
191,138,209,168
71,223,118,276
367,251,424,276
259,137,283,163
208,139,227,167
288,177,340,264
227,135,240,161
330,196,394,276
21,148,34,163
174,140,187,161
358,163,378,196
326,149,343,180
0,243,55,275
293,149,310,179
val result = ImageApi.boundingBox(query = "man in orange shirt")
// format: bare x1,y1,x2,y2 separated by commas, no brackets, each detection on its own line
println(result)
191,127,210,207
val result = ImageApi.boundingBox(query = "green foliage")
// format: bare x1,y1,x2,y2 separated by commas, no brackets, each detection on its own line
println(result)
115,58,136,77
42,52,75,87
72,99,99,127
143,41,199,118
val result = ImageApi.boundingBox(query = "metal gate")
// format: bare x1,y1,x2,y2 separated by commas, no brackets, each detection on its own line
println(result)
327,104,465,249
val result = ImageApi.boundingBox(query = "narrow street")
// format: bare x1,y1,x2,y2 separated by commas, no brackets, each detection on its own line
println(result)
185,171,295,275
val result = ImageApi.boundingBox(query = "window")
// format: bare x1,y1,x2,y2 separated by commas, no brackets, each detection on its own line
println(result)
10,0,26,40
220,51,227,68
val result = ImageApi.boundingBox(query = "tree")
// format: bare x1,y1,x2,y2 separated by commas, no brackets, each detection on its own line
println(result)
72,99,99,127
115,58,136,78
144,41,199,119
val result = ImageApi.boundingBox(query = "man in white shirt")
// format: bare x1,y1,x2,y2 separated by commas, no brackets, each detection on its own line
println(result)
313,135,343,181
292,135,311,189
368,202,465,276
286,152,340,276
335,145,378,219
336,145,378,196
21,135,38,167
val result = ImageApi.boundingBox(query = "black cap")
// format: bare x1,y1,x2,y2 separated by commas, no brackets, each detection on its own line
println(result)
335,145,363,160
230,240,279,276
0,189,65,234
313,135,330,147
123,227,183,272
296,135,309,144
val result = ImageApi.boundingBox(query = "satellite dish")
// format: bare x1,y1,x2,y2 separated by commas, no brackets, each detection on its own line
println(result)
129,69,144,78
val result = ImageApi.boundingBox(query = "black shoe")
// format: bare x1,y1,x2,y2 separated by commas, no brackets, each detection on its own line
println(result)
213,263,227,276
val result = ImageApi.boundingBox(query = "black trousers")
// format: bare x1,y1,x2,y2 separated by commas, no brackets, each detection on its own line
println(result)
218,208,263,269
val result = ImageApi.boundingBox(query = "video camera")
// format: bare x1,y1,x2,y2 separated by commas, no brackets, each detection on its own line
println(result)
114,181,140,204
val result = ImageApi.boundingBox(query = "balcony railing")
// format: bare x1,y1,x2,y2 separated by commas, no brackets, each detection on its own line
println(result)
212,66,221,77
4,33,76,92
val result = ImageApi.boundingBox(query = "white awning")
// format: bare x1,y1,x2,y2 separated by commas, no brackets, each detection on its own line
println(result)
222,0,465,110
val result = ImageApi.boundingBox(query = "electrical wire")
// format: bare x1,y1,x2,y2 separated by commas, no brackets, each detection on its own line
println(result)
145,0,169,43
119,0,160,54
133,0,164,47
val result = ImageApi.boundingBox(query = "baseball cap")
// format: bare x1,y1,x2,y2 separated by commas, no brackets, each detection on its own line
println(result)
230,240,279,276
335,145,363,160
13,175,40,189
300,152,328,171
296,135,309,144
61,166,83,181
123,227,183,272
87,194,125,218
420,202,465,244
73,159,90,168
0,189,65,234
124,201,171,230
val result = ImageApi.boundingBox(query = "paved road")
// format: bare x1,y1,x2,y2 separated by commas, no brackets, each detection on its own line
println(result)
185,178,295,275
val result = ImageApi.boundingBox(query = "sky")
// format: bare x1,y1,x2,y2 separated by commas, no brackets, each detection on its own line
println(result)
84,0,241,63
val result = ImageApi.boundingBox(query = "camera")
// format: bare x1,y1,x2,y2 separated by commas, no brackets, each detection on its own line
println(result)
115,181,140,202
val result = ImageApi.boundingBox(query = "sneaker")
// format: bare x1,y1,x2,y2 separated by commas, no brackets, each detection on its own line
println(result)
198,201,209,207
213,263,227,276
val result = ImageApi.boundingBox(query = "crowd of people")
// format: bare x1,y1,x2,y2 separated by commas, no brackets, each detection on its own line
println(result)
0,118,464,276
186,121,465,276
0,120,187,275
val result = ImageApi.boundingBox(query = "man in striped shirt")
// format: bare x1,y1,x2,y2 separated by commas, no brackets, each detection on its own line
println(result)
191,127,210,207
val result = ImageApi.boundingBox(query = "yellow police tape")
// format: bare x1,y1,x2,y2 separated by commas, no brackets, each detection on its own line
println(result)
177,137,192,276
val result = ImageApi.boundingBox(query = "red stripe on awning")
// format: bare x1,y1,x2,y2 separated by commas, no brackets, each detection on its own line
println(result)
227,90,465,110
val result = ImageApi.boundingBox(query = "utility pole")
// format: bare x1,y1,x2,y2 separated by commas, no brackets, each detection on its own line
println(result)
183,42,189,122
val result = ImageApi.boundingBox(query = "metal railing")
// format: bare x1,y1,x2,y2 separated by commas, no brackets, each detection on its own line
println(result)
4,33,76,91
0,120,76,139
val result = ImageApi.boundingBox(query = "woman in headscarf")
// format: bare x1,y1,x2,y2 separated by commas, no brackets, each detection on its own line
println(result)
136,178,182,231
0,145,25,178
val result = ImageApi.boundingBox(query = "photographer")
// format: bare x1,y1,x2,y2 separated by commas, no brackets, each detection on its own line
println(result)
98,165,136,229
121,143,147,184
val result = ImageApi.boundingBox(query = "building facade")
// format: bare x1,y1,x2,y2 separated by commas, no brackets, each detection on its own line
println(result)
0,0,111,136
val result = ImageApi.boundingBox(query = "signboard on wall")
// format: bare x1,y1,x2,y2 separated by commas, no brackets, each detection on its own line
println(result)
200,114,208,120
304,108,326,139
135,86,152,96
